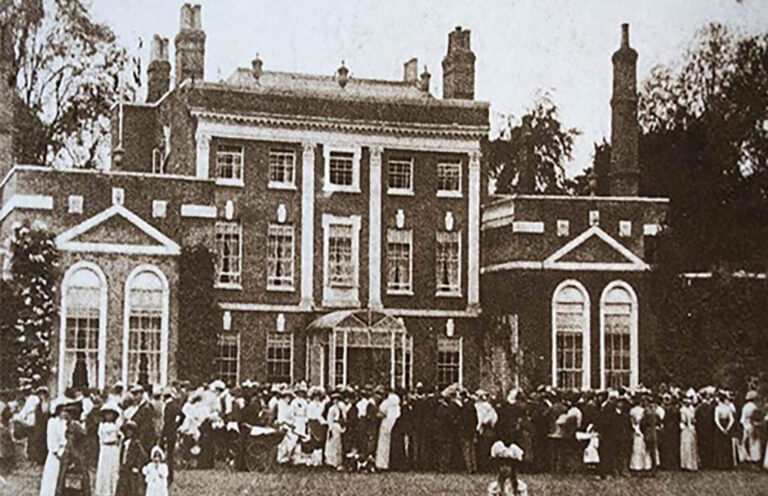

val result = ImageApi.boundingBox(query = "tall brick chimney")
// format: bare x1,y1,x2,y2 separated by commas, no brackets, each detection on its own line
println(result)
442,26,475,100
147,35,170,103
609,23,640,196
174,3,205,87
0,23,14,172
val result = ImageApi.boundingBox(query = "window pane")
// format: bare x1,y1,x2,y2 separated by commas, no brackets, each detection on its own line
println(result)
216,222,242,285
266,332,292,383
328,224,354,287
216,145,243,181
388,159,412,191
554,285,585,389
127,272,164,386
387,229,412,291
436,231,460,293
437,162,461,193
269,150,295,185
329,151,354,186
267,224,294,288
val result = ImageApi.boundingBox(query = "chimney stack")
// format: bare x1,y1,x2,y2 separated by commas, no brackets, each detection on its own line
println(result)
0,23,15,172
609,23,640,196
174,3,205,87
147,35,170,103
419,65,431,93
442,26,475,99
403,58,418,84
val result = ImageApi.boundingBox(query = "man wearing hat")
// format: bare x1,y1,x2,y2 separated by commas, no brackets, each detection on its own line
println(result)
160,387,182,484
128,384,157,458
116,420,146,496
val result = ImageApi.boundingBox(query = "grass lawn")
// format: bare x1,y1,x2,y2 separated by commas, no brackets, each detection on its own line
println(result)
5,466,768,496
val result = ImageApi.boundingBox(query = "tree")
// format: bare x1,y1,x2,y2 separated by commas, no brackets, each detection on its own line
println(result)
9,222,58,388
566,140,611,196
177,245,219,385
1,0,132,168
488,92,580,194
638,23,768,271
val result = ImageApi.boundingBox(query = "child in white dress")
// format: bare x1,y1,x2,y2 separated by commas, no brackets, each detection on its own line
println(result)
142,446,169,496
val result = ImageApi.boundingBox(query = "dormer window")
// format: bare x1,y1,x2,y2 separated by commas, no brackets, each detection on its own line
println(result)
216,145,244,185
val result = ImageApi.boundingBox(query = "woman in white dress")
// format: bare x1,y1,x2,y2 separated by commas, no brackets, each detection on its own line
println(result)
324,393,345,469
740,391,762,464
375,392,401,471
679,392,699,471
39,398,69,496
628,397,651,473
94,403,122,496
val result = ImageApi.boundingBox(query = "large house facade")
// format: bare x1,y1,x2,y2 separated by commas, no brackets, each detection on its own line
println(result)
0,5,666,396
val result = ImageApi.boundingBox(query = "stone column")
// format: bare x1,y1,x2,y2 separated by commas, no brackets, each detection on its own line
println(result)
300,141,316,309
467,150,481,310
368,146,383,310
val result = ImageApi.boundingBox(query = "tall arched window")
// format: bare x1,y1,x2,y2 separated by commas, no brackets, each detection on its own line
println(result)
552,280,590,390
600,281,638,390
123,266,169,387
60,262,107,392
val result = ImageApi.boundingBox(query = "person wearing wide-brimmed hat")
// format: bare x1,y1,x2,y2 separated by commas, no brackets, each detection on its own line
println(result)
95,402,122,496
695,386,716,469
38,397,70,496
116,420,146,496
52,397,91,496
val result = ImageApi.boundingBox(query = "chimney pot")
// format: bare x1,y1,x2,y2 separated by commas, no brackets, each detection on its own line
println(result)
621,23,630,47
252,54,263,80
337,61,349,88
147,34,171,102
150,35,169,63
419,65,431,92
175,3,205,87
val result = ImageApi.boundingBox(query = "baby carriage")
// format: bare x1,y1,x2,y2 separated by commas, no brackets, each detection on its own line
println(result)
242,424,286,472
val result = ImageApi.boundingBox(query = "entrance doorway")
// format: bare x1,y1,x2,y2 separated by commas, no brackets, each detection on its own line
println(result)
306,310,412,389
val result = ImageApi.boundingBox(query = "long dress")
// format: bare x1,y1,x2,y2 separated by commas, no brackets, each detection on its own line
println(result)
713,402,736,470
324,403,344,469
740,401,762,463
39,416,67,496
375,394,401,470
142,462,169,496
629,405,651,471
679,405,699,471
94,422,121,496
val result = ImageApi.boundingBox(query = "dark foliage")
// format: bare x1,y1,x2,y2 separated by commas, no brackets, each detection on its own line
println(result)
177,244,219,385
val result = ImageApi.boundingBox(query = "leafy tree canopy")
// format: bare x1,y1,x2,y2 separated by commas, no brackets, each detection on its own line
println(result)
488,92,580,195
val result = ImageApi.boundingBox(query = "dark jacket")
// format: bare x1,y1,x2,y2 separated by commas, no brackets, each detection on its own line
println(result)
116,437,147,496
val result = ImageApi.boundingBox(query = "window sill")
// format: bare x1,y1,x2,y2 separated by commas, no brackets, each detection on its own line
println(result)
268,182,297,191
387,288,414,296
267,285,295,293
436,290,463,298
387,189,414,197
322,298,361,308
437,190,462,199
323,184,361,194
215,178,244,188
215,282,243,290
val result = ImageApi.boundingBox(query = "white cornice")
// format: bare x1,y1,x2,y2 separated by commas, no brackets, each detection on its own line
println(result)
0,194,54,221
218,301,480,318
192,110,488,146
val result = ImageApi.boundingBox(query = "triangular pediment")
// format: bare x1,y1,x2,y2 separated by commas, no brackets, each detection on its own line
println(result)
56,204,180,256
543,225,648,271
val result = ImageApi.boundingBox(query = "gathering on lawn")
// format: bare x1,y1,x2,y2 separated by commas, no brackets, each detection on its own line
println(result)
1,379,768,496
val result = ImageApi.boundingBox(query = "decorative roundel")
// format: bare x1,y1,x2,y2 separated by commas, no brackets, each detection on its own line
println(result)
445,211,454,231
225,200,235,220
395,209,405,229
277,204,287,223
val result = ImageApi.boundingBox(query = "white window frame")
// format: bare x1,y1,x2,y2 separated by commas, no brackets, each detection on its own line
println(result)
268,149,297,190
551,279,591,390
266,331,294,384
386,229,413,295
323,146,361,193
121,264,170,387
215,144,244,186
267,223,295,292
599,280,639,390
215,221,243,289
59,262,108,393
387,157,414,196
152,148,165,174
436,230,462,297
322,214,361,307
437,336,463,388
437,161,462,198
217,332,241,387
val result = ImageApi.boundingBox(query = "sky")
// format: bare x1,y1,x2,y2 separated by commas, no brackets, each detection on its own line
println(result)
91,0,768,177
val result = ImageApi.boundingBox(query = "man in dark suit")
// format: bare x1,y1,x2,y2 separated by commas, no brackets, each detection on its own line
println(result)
127,385,156,456
116,421,147,496
161,388,183,484
596,392,623,478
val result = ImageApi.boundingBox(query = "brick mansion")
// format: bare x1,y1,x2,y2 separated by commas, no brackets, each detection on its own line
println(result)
0,5,666,395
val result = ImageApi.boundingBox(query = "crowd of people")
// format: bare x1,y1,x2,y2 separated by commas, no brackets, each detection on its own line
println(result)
1,379,768,495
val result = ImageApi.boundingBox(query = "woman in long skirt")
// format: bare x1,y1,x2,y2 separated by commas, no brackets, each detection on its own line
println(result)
712,393,736,470
375,392,401,471
679,393,699,471
324,394,344,469
94,404,122,496
629,397,651,473
39,399,68,496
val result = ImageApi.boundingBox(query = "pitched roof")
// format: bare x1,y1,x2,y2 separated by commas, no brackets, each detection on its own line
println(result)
225,68,431,103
